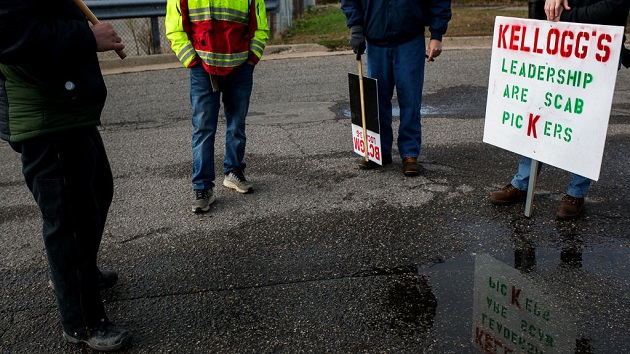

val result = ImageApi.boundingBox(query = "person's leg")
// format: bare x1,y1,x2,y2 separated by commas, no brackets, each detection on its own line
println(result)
219,63,254,175
217,63,255,194
16,128,109,337
366,42,395,160
511,156,534,191
392,35,425,160
190,65,220,191
90,128,114,248
56,128,117,330
567,173,591,198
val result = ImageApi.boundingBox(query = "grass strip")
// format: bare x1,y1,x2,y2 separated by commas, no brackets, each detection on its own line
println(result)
270,4,528,49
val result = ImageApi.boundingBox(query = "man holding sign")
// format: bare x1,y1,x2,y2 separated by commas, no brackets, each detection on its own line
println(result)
489,0,630,220
341,0,451,176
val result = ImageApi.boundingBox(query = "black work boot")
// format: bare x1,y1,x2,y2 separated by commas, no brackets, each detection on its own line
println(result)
63,322,132,352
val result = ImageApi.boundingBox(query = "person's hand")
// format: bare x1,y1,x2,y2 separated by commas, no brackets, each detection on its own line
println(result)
426,39,442,62
349,25,366,57
544,0,570,21
91,22,125,52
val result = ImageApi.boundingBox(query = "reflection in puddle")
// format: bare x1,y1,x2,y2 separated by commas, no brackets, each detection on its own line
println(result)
514,237,586,273
472,253,577,353
386,274,437,335
420,244,628,353
333,85,488,119
339,105,441,120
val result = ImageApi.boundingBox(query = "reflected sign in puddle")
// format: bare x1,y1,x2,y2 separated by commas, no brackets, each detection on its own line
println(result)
421,245,629,353
472,253,576,353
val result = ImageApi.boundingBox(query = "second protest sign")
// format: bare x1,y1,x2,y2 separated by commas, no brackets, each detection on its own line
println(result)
483,16,624,181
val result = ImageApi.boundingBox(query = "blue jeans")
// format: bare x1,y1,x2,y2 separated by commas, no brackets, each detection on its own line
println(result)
190,63,254,190
366,35,426,159
10,127,111,337
511,157,591,198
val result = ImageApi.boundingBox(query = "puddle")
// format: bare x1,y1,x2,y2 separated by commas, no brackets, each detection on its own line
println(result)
332,85,488,119
336,105,442,120
419,244,630,353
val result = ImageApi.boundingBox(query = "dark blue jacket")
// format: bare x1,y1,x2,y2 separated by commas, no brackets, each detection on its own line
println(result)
341,0,452,46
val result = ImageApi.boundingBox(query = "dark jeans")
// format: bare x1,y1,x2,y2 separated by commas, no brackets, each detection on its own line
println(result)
10,126,113,336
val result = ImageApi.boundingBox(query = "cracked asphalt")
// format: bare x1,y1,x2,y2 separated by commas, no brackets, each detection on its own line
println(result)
1,46,629,353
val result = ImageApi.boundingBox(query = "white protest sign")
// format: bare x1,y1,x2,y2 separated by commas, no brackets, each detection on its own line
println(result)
483,16,624,181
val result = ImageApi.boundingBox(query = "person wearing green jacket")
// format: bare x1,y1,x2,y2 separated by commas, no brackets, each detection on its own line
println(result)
0,0,131,351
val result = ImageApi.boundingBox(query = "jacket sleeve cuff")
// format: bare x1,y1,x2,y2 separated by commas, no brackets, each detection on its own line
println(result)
186,57,200,68
430,33,443,42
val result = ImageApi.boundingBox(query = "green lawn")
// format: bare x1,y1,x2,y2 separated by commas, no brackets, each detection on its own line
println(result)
270,4,529,49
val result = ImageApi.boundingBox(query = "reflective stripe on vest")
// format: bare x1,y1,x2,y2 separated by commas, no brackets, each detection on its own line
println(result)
188,7,248,24
197,50,249,67
176,42,197,64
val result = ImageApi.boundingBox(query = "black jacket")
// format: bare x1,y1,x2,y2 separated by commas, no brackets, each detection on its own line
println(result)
0,0,106,142
560,0,630,26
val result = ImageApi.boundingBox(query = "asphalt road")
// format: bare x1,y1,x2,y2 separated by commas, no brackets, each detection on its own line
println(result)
1,45,629,353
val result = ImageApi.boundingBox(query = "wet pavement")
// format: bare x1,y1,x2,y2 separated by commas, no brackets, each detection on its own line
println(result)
1,46,629,353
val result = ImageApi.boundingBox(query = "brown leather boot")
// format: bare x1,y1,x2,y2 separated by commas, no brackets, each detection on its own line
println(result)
402,157,421,177
556,195,585,220
489,184,527,205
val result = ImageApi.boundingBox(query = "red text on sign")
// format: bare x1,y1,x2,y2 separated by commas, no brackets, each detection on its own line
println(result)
353,136,381,161
497,24,613,62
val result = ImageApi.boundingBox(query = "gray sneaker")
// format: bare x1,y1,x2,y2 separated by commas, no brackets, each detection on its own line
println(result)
192,189,215,213
223,171,253,194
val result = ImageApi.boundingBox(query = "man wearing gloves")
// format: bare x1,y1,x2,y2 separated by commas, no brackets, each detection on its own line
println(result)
341,0,452,176
166,0,269,213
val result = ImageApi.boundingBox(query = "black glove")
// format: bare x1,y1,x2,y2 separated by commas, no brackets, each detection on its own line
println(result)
349,25,366,57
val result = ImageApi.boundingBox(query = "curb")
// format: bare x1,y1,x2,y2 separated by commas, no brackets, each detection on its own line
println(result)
100,37,494,75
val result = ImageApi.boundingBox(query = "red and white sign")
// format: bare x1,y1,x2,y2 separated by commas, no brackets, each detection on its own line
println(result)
483,16,624,180
352,124,382,164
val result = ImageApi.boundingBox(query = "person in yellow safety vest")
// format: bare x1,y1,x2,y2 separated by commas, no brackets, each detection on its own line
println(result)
165,0,269,213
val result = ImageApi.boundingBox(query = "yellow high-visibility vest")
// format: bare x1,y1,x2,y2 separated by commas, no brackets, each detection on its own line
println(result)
165,0,268,75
